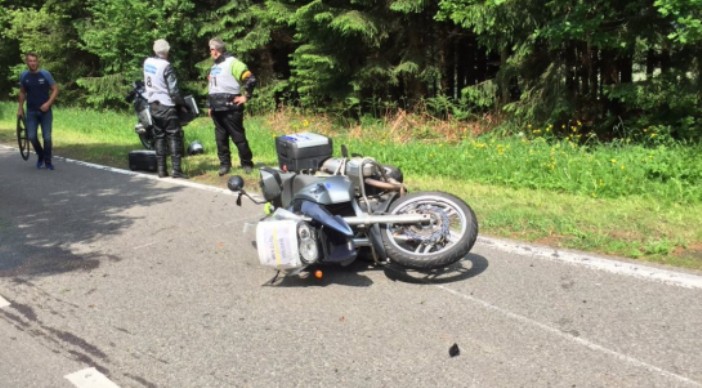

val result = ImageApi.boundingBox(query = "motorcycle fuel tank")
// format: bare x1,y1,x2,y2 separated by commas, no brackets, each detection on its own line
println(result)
293,175,354,205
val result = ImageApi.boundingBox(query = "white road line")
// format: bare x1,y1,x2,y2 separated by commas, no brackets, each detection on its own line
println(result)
65,367,120,388
437,285,702,387
0,295,10,308
130,241,158,250
478,236,702,290
0,145,240,196
62,157,241,195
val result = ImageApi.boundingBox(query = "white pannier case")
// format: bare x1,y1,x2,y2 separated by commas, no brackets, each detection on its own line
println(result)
256,219,303,270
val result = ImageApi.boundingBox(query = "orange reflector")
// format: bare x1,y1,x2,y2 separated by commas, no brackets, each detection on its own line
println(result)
314,270,323,279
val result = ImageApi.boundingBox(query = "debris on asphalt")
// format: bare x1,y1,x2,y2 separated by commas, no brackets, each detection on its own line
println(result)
449,343,460,357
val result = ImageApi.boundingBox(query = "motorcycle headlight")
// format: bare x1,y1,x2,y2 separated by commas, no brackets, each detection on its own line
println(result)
297,222,319,264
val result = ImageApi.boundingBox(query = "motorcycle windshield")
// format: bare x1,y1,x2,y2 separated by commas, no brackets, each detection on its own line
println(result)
299,200,353,237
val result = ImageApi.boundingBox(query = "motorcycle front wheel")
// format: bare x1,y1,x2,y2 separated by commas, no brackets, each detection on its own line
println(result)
139,130,155,150
380,191,478,270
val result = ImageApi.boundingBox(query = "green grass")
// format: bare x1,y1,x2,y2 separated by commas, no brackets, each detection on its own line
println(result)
338,134,702,205
1,102,701,271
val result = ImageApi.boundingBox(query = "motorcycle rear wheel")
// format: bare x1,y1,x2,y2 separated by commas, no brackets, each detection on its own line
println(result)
380,191,478,270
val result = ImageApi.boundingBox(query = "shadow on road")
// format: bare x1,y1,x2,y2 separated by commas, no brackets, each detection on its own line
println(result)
259,253,488,287
263,264,375,288
0,147,185,279
380,253,489,284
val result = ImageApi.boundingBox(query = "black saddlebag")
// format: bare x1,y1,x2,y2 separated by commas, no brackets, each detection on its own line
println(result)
128,150,158,172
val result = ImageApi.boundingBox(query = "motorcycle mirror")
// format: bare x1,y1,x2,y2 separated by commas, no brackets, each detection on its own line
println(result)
227,174,267,206
341,144,348,158
227,175,245,192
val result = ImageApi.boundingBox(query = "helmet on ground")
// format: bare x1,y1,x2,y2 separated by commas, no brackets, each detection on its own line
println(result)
187,140,204,155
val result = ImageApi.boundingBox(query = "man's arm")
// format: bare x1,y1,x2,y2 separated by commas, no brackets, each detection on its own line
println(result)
240,72,256,99
18,87,26,117
39,71,59,112
40,83,59,112
231,59,256,105
164,64,185,106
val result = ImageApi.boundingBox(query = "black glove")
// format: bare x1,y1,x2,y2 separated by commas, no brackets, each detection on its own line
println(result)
177,105,190,114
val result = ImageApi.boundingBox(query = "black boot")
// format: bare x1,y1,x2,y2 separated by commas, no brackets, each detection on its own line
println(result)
155,139,168,178
170,137,188,179
171,156,188,179
218,165,231,176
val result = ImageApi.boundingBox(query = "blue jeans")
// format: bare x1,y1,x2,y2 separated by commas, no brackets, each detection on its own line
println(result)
25,109,53,162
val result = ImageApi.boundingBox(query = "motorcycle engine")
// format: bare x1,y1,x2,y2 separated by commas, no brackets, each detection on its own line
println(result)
320,157,403,197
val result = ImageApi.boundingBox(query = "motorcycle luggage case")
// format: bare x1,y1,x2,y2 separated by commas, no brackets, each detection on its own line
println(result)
177,95,200,126
276,132,333,172
128,150,158,172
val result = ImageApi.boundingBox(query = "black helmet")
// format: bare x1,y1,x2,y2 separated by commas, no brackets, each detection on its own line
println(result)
187,140,204,155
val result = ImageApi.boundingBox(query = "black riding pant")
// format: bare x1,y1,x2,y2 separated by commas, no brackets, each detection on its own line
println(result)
211,106,253,168
151,103,184,159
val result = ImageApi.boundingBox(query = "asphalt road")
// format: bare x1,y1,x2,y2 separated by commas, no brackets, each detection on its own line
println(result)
1,146,701,388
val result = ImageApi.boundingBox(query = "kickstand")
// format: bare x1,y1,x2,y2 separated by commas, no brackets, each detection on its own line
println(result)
268,270,281,285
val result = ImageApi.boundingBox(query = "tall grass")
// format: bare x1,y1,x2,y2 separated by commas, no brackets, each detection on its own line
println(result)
344,137,702,205
263,109,702,205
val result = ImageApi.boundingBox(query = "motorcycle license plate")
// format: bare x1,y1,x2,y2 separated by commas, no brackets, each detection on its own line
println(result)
256,220,303,269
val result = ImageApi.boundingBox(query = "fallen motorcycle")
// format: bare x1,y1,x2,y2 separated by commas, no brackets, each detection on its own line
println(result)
125,80,156,150
228,132,479,277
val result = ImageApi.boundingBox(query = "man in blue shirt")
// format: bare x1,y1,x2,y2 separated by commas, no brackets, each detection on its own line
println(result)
18,53,59,170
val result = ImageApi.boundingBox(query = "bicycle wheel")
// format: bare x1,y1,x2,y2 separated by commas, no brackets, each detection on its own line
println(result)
16,116,30,161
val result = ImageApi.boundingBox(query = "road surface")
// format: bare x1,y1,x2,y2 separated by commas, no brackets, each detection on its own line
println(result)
1,146,701,387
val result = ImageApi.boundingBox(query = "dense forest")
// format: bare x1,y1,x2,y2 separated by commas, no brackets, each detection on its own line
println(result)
1,0,700,140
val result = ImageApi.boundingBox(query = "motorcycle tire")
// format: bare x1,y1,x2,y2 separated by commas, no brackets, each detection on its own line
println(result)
139,131,155,150
139,132,186,155
380,191,478,270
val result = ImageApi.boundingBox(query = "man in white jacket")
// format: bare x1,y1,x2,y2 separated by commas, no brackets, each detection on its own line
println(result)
143,39,188,178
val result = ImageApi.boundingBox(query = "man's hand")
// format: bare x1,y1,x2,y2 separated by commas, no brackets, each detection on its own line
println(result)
39,102,51,112
233,95,248,106
17,107,24,118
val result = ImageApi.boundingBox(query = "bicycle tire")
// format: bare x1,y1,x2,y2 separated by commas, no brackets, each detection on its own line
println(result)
16,117,30,161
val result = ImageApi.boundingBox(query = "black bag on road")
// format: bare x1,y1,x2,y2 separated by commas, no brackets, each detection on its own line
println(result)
128,150,157,172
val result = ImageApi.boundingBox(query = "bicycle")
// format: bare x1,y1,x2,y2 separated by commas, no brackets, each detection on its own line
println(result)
16,116,30,161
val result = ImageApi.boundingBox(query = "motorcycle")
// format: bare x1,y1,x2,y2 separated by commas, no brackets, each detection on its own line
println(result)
125,80,199,151
125,80,156,150
228,132,479,278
